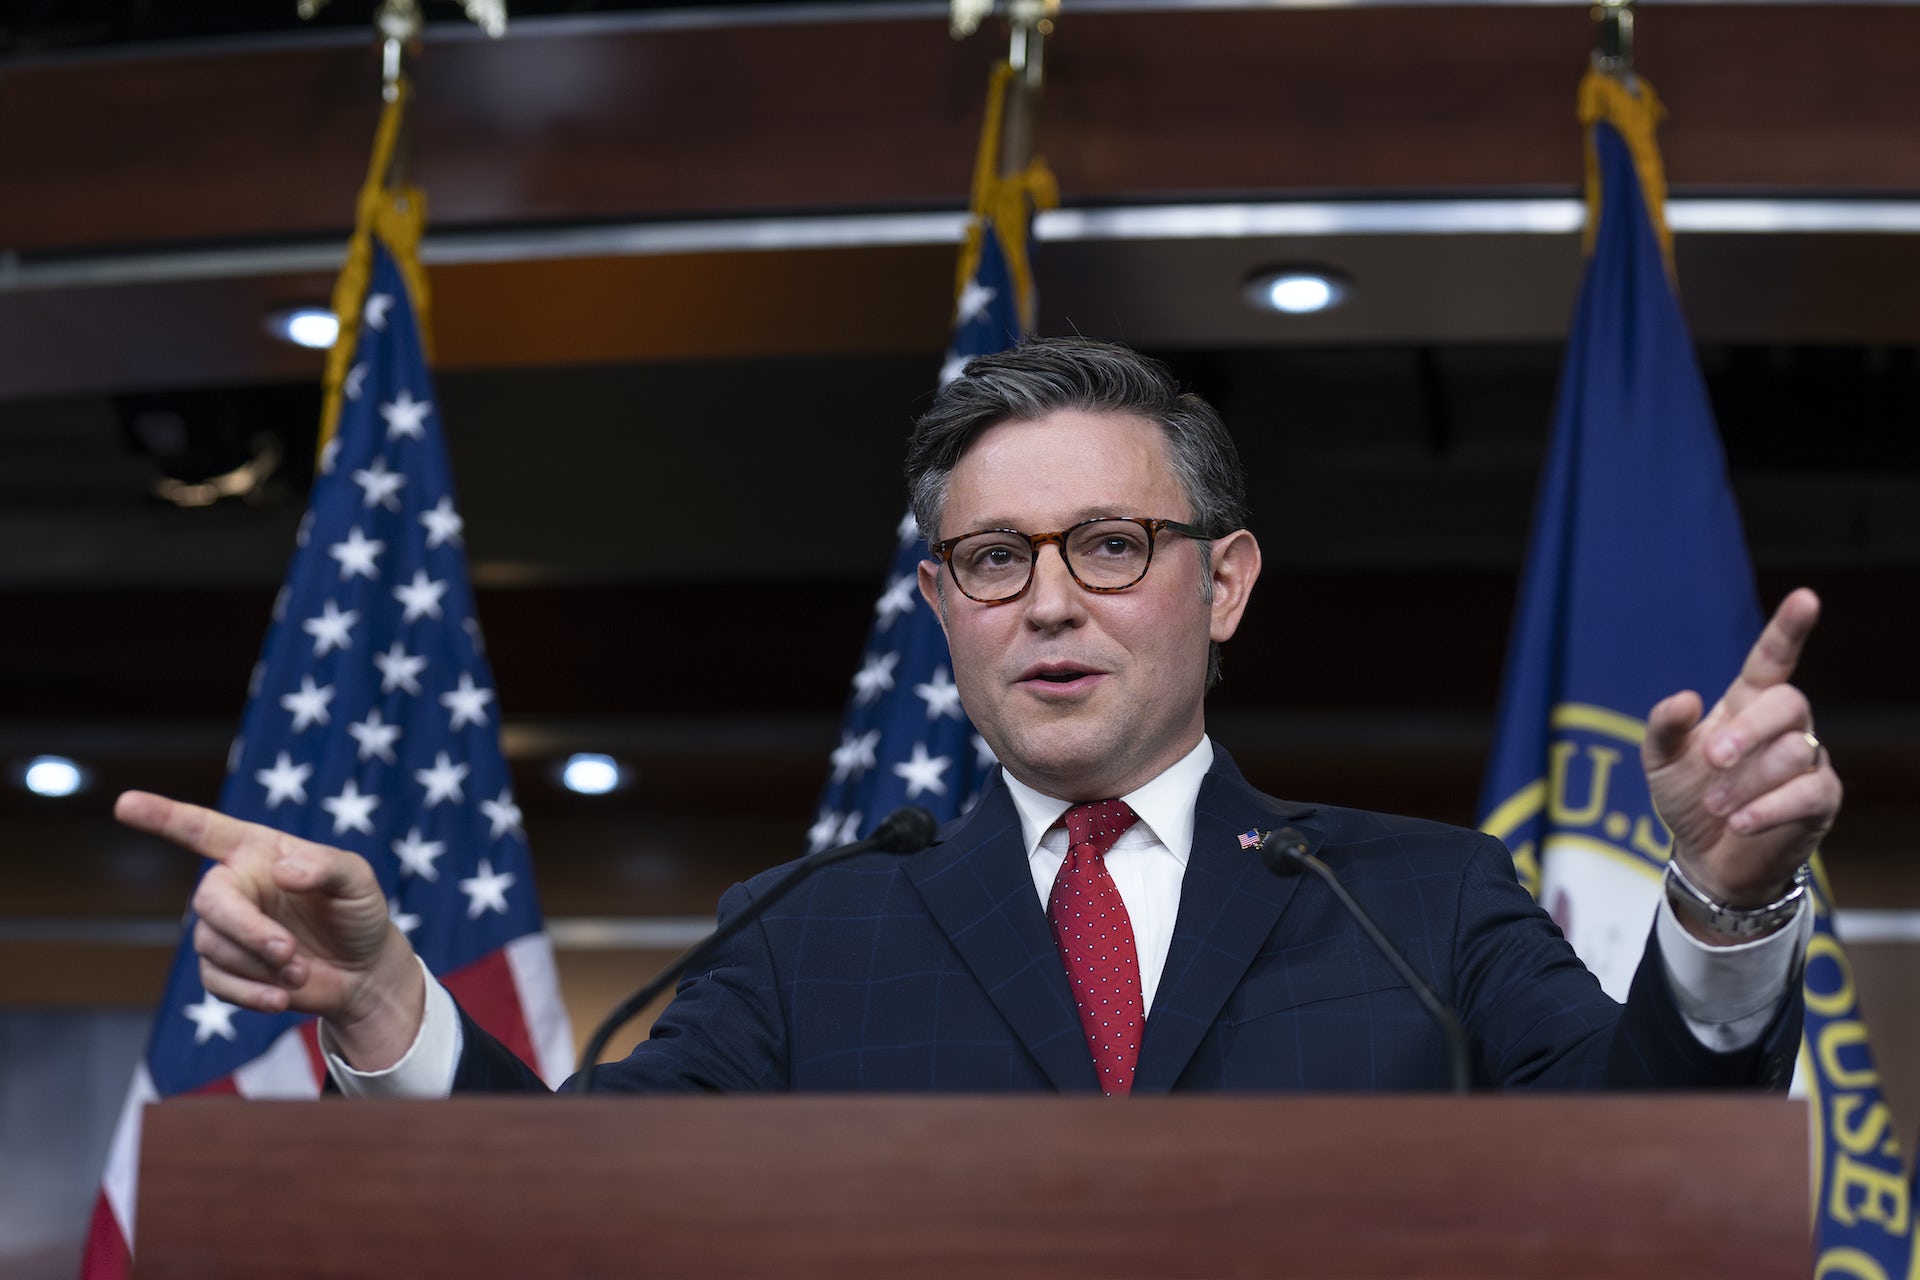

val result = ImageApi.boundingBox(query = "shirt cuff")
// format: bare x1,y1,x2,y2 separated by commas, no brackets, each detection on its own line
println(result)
319,955,463,1098
1655,891,1812,1054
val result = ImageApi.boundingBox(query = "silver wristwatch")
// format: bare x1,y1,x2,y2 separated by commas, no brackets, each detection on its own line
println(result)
1663,857,1811,939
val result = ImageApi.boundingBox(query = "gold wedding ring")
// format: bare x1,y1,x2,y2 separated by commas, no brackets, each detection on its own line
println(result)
1801,729,1824,772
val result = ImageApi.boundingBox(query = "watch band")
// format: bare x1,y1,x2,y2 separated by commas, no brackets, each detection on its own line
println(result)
1664,857,1811,940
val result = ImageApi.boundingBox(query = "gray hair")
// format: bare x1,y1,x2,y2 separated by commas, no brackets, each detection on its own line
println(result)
905,337,1250,688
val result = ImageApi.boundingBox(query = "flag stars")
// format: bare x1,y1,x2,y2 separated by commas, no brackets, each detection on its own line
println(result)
874,575,917,629
380,389,432,441
896,510,922,546
392,827,447,881
373,641,427,696
328,527,385,581
939,350,970,387
319,435,343,478
344,362,369,403
363,292,395,331
394,570,449,624
480,788,524,841
914,666,964,720
183,992,240,1046
414,751,469,808
281,676,335,732
302,599,360,657
972,734,998,770
321,779,379,837
441,673,494,731
955,278,998,327
389,898,422,936
830,729,881,783
851,651,899,705
892,742,951,799
255,752,312,808
419,496,463,550
353,457,406,511
460,858,516,918
807,807,842,853
348,708,403,764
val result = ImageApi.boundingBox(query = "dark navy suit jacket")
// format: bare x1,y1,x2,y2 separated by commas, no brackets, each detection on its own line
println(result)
456,749,1800,1093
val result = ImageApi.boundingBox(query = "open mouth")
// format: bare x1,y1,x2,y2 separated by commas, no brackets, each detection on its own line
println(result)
1020,664,1101,690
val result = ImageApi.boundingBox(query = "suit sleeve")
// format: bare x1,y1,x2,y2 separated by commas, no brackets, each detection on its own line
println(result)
1450,833,1801,1089
453,880,791,1093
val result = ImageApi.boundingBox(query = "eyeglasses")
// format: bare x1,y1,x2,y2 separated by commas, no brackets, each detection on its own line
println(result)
928,516,1211,604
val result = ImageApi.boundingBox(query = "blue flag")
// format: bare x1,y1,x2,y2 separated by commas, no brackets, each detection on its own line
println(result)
87,198,571,1276
1479,72,1909,1275
810,65,1052,846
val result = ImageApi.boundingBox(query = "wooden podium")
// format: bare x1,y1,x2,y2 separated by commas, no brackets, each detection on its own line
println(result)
135,1095,1808,1278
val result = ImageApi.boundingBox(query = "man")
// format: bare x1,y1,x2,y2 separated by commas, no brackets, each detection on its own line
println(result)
118,338,1836,1094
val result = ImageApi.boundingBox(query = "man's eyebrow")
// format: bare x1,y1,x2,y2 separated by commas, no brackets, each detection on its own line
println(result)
951,507,1144,532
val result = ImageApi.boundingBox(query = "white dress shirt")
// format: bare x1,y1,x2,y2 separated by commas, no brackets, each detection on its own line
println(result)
1001,737,1806,1051
330,733,1807,1095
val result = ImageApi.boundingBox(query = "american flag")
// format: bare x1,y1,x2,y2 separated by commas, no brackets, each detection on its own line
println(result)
808,212,1030,849
81,237,573,1277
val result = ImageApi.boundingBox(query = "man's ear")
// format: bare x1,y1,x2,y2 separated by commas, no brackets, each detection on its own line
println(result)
1206,530,1262,644
916,559,950,636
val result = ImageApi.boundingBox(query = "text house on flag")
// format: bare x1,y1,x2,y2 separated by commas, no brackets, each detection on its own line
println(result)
1477,69,1910,1276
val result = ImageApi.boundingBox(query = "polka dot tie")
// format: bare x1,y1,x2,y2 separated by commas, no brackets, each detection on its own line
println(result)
1048,799,1143,1097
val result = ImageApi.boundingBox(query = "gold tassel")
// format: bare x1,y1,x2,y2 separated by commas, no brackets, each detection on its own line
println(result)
953,62,1059,334
1578,67,1675,284
317,78,435,459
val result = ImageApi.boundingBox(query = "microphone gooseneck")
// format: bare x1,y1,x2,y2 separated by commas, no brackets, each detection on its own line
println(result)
1260,827,1473,1094
567,805,938,1093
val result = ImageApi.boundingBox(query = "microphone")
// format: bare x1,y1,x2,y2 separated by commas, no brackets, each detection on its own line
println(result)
567,805,939,1093
1259,827,1473,1094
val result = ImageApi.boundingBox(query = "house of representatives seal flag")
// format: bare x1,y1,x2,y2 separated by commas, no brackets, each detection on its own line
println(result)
1478,69,1910,1276
81,81,572,1279
810,62,1056,847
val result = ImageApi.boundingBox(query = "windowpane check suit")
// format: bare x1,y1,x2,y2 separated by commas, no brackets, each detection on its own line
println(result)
455,750,1800,1093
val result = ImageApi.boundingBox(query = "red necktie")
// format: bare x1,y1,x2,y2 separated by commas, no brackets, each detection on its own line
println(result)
1049,799,1143,1096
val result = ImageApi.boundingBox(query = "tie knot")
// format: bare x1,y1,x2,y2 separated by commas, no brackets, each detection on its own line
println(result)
1062,799,1138,859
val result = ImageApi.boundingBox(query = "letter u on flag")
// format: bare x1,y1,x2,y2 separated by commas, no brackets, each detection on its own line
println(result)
1478,69,1911,1275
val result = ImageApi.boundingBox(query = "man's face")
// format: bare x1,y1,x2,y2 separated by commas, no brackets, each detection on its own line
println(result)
916,409,1260,801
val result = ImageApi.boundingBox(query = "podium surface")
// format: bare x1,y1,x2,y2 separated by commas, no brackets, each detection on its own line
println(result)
137,1094,1808,1278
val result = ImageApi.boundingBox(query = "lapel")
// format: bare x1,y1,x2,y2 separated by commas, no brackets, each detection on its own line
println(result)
1132,749,1321,1093
902,775,1098,1091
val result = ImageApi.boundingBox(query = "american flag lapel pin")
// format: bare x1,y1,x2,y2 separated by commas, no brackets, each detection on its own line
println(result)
1238,828,1270,851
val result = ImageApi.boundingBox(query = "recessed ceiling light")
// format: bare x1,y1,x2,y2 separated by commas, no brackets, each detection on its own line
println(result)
264,306,340,350
561,753,622,796
23,755,85,797
1243,268,1350,316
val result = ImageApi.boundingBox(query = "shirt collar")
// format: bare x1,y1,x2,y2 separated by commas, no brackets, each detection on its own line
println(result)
1001,736,1214,865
